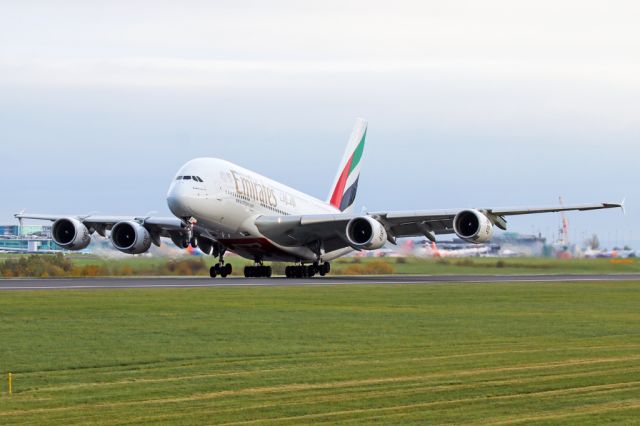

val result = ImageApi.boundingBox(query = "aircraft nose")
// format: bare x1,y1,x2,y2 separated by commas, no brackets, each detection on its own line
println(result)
167,183,194,217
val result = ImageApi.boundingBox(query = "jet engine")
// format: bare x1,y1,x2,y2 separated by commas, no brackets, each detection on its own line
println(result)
345,216,387,250
51,218,91,250
110,221,152,254
453,209,493,243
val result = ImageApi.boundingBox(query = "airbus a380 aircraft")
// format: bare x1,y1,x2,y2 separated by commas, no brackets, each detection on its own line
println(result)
16,119,622,278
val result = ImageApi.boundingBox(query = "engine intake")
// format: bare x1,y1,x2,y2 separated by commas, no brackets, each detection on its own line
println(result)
345,216,387,250
51,218,91,250
111,221,152,254
453,209,493,243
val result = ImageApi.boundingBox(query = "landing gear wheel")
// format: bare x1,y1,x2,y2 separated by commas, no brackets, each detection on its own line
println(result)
244,265,272,278
319,262,330,276
190,237,198,248
210,263,231,279
307,265,316,278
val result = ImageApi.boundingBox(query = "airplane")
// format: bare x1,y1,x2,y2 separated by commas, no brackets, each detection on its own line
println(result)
15,118,623,279
418,241,490,258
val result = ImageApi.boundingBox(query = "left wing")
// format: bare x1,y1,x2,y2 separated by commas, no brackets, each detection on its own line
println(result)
255,202,623,252
373,202,623,241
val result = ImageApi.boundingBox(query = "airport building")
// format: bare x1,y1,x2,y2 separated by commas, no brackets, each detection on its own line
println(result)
0,224,51,237
0,224,61,253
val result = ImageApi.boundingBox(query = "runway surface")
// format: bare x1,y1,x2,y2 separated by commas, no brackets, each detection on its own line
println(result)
0,274,639,290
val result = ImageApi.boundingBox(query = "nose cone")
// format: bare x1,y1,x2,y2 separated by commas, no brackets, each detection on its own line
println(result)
167,183,194,217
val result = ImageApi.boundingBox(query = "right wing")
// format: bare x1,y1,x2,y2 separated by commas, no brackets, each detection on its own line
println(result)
14,213,195,248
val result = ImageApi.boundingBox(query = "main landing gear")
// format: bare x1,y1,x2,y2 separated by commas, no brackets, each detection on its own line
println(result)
244,257,272,278
285,262,330,278
209,248,231,278
210,263,232,278
244,265,272,278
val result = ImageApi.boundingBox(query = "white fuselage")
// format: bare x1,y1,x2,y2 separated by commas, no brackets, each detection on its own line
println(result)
166,158,347,262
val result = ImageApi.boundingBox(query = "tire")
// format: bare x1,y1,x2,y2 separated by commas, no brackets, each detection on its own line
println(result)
266,266,272,278
225,263,232,276
307,265,316,277
209,266,217,278
244,267,251,278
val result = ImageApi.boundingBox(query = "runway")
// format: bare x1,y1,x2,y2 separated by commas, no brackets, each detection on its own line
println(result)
0,274,639,290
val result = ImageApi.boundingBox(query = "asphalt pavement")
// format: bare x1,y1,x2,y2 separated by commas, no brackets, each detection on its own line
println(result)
0,274,639,290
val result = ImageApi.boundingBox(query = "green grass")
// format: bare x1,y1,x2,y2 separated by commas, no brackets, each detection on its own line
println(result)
369,256,640,275
1,281,640,424
3,253,638,278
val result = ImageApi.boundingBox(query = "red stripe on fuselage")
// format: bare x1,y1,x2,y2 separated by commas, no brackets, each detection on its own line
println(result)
329,156,353,209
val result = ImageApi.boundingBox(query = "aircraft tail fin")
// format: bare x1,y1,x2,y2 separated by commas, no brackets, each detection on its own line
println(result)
327,118,367,212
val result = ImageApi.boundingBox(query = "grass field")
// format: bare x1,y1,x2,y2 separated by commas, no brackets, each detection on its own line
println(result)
1,253,639,278
1,281,640,424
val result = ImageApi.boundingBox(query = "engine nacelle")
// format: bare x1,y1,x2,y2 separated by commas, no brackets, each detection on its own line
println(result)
453,209,493,243
111,221,152,254
51,218,91,250
345,216,387,250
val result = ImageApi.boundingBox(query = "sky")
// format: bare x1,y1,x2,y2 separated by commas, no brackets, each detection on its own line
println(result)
0,0,638,248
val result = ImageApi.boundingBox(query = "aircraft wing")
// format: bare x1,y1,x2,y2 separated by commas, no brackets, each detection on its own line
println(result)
255,202,622,251
14,213,187,241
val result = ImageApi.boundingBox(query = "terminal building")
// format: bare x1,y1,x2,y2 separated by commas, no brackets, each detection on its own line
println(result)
0,224,62,253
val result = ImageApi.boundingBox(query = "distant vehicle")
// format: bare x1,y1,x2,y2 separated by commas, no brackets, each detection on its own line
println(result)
583,247,636,259
0,247,61,254
15,119,622,278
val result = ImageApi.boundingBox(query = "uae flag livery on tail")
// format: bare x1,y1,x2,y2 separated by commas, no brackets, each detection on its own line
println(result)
327,118,367,213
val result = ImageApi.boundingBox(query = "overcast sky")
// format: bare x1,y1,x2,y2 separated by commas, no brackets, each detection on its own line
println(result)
0,1,637,247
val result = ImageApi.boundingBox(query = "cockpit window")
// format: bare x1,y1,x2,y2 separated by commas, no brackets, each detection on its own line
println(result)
176,176,204,182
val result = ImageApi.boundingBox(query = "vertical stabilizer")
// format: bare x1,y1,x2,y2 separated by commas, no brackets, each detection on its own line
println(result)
327,118,367,212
